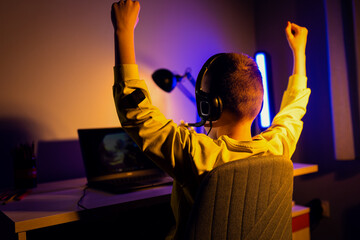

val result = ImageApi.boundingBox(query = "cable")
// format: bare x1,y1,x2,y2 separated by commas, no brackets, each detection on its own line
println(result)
77,186,89,210
207,121,212,136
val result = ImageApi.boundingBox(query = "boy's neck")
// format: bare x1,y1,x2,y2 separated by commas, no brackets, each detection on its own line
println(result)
206,111,253,141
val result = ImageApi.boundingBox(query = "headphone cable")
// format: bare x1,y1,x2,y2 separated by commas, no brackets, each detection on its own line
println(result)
207,121,212,136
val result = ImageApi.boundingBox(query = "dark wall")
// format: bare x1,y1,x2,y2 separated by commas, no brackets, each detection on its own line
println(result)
254,0,360,239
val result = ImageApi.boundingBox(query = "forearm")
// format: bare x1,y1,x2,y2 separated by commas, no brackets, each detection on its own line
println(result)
114,31,136,65
292,52,306,76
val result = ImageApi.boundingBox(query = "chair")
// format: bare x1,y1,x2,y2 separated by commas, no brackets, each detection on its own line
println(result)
184,155,294,240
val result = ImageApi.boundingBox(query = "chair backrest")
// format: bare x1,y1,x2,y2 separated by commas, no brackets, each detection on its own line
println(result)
184,155,294,240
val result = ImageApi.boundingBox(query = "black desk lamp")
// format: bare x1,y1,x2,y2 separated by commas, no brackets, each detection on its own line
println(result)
151,68,197,103
151,69,179,93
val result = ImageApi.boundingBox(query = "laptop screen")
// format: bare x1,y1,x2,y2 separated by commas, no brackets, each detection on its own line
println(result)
78,128,160,181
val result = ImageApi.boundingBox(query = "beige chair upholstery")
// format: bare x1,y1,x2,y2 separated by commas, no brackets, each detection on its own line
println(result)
184,155,294,240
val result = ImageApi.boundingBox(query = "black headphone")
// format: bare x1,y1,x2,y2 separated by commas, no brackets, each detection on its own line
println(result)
188,53,225,127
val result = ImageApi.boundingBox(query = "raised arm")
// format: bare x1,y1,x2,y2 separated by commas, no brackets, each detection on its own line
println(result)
259,22,310,158
111,0,140,65
285,21,308,76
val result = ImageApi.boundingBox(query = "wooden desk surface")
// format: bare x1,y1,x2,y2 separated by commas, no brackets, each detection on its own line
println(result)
0,178,172,234
0,162,317,237
293,163,318,177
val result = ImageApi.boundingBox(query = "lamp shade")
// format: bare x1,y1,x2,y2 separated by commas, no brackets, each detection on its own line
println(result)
152,69,177,92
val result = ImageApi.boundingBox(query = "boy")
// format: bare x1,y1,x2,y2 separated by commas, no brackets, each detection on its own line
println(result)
111,1,310,239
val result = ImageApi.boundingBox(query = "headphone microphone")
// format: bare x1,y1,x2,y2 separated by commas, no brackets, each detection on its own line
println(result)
186,53,225,128
187,118,206,127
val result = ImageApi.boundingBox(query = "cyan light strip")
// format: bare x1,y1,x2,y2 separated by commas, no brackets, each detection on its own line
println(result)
255,52,271,129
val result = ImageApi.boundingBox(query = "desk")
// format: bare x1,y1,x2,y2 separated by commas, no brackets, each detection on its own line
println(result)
0,163,317,240
292,163,318,240
0,178,172,240
293,163,318,177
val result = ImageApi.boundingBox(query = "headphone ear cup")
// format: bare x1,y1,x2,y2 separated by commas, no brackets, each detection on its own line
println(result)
210,96,223,121
195,53,226,122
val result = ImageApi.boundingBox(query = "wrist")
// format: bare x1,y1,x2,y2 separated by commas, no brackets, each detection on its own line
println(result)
116,29,134,40
293,50,305,58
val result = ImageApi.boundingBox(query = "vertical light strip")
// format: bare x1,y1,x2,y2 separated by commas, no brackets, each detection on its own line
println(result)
354,0,360,130
255,52,271,129
325,0,355,160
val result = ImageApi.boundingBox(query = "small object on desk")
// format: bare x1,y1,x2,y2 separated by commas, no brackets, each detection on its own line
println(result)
1,189,31,205
14,189,31,201
2,193,17,205
0,190,16,201
12,142,37,189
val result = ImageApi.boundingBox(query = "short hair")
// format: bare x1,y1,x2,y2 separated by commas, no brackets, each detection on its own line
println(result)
206,53,264,121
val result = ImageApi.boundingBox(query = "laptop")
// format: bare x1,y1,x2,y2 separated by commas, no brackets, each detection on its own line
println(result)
78,127,173,193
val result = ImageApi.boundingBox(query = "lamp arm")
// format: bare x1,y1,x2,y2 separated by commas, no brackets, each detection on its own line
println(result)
176,82,196,105
175,74,184,83
184,70,196,87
